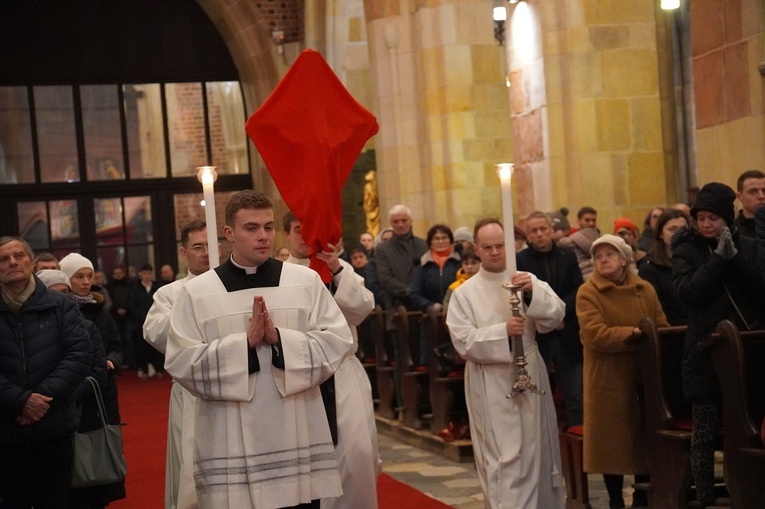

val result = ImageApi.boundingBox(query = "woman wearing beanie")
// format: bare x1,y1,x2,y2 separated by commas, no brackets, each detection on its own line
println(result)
59,253,126,507
576,234,668,508
672,182,765,507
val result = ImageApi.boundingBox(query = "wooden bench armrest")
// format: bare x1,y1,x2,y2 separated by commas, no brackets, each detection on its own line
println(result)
432,377,464,384
740,447,765,459
402,371,428,378
656,429,692,441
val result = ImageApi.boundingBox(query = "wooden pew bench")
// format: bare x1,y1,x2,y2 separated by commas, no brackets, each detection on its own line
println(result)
710,320,765,508
423,307,466,435
634,318,694,509
559,424,590,509
394,306,429,429
356,308,379,401
372,306,397,420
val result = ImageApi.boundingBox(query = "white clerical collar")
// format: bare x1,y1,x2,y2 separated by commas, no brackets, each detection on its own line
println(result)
285,254,309,267
230,254,267,275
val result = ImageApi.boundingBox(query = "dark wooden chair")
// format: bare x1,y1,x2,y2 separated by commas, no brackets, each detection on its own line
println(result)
423,307,465,435
559,424,590,509
356,308,378,402
372,306,396,419
634,318,694,509
394,305,428,429
710,320,765,508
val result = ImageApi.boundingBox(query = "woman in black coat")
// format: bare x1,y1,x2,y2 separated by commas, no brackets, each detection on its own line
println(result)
638,208,690,326
60,253,126,508
672,183,765,507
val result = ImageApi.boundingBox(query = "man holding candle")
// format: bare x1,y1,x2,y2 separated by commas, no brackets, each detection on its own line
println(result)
144,220,220,509
446,218,566,509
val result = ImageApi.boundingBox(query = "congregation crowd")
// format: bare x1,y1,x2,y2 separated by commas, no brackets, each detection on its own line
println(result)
2,170,765,509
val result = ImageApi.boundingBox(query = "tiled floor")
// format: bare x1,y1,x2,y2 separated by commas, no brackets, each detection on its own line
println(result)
378,431,646,508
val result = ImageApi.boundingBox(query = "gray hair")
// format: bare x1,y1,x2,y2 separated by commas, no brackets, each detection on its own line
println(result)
389,204,411,218
0,236,34,260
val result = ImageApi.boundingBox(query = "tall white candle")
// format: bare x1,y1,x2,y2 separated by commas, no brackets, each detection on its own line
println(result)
496,163,516,277
197,166,220,269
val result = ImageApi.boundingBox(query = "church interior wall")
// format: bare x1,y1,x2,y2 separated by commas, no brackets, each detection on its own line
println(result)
2,0,764,246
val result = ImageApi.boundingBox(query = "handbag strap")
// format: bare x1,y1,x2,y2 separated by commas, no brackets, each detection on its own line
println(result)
723,283,751,330
84,376,109,428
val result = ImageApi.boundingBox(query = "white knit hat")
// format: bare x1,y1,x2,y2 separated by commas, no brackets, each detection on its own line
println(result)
453,226,474,243
58,253,94,280
590,233,633,263
36,269,71,290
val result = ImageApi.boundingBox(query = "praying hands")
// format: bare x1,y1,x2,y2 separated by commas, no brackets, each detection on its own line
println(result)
247,296,278,347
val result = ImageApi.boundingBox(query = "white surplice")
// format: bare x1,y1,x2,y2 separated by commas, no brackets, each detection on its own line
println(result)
165,259,353,509
446,268,565,509
143,273,199,509
286,255,380,509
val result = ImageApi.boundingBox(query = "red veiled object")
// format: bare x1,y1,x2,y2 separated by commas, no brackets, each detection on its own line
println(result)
245,49,379,282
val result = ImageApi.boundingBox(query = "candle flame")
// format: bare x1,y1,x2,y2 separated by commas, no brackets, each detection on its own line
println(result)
496,163,514,181
197,166,218,185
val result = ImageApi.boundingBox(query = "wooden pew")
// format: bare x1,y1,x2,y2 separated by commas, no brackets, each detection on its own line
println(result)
634,318,694,509
356,308,379,402
394,306,428,429
423,307,465,435
711,320,765,508
372,306,397,420
559,425,590,509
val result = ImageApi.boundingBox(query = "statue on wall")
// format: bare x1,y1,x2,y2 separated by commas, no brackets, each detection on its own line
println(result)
363,169,380,237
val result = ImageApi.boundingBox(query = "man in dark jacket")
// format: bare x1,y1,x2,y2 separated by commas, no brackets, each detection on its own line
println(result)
517,211,585,426
0,236,92,508
733,169,765,238
373,204,428,408
109,265,135,367
129,263,161,379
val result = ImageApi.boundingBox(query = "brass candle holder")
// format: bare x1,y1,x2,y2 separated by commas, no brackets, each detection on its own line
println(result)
502,282,544,398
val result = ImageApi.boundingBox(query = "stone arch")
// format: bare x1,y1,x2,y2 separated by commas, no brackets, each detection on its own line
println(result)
195,0,296,195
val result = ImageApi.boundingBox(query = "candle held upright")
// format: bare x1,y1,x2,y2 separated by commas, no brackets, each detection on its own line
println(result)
197,166,220,268
495,163,517,276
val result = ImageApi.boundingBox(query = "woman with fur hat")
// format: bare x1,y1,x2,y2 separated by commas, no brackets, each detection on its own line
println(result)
576,234,669,508
672,182,765,507
59,253,126,507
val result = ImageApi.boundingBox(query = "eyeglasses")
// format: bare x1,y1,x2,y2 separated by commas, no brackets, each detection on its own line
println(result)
187,244,209,253
477,243,505,253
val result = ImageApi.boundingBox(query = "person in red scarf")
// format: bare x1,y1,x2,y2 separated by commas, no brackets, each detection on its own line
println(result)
411,224,461,313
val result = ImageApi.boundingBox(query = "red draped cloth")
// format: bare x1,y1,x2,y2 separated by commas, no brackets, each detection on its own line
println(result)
245,49,379,282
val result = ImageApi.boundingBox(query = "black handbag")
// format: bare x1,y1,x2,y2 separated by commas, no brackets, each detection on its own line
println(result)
71,377,128,488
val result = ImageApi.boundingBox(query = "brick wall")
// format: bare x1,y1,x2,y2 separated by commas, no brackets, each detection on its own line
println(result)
255,0,303,42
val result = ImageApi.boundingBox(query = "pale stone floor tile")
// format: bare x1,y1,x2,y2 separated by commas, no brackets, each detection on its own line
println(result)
378,431,622,508
418,466,469,477
443,478,482,488
438,496,477,505
384,461,432,473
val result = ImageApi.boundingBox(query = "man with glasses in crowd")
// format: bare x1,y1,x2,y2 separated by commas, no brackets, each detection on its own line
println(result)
143,220,220,509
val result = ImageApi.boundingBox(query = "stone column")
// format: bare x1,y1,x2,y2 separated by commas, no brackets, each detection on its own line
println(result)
364,0,513,233
533,0,676,226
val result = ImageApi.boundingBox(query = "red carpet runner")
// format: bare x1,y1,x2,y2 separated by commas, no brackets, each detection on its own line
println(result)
109,370,450,508
110,370,172,508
